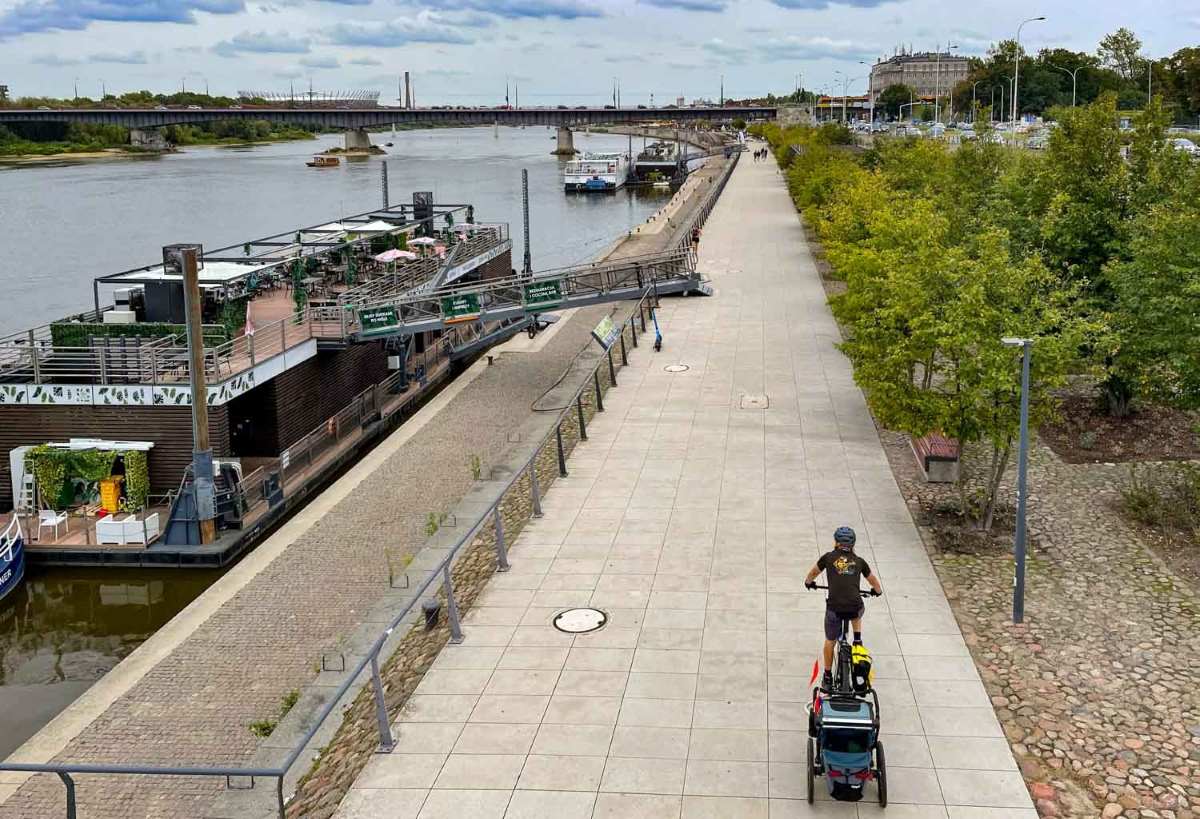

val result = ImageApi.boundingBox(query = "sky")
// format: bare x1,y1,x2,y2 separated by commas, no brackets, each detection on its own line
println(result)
0,0,1196,104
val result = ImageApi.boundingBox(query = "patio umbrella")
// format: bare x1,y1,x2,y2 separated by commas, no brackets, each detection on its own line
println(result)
374,249,408,262
409,237,437,246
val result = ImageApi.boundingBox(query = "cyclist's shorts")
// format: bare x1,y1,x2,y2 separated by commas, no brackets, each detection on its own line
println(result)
824,605,864,641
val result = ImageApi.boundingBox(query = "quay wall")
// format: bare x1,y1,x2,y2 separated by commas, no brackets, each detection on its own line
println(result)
0,404,232,507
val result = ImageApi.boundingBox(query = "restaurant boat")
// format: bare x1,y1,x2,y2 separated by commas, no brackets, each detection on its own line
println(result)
0,517,23,603
563,152,630,192
306,155,340,168
0,194,514,568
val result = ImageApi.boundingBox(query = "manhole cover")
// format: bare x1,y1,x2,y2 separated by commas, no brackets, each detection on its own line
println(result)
664,364,689,373
553,608,608,634
740,394,770,410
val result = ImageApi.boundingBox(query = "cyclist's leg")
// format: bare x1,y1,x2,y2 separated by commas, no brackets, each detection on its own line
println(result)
850,604,865,643
822,609,840,671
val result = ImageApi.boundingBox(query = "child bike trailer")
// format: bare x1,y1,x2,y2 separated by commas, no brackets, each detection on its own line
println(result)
807,695,887,806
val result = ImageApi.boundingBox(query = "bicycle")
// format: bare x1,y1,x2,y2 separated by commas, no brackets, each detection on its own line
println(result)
804,584,886,806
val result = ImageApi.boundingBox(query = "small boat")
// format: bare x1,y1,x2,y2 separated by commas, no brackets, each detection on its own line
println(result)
306,155,340,168
385,142,394,147
564,151,631,192
0,517,25,603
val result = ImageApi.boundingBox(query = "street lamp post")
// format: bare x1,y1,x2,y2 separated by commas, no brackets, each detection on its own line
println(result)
971,80,984,123
1001,76,1012,127
1146,56,1154,107
1012,16,1046,132
1002,337,1034,624
1047,63,1082,106
934,43,958,124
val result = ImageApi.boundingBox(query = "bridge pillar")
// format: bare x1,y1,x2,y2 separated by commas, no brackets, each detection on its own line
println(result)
552,126,577,156
129,128,170,150
344,128,373,152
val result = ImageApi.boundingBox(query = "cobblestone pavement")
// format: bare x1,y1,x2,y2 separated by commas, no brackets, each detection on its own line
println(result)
330,145,1035,818
882,435,1200,819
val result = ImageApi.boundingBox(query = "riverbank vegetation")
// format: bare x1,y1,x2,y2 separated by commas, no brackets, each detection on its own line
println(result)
753,93,1200,528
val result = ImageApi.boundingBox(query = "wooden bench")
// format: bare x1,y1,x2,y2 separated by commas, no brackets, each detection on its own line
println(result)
911,432,960,483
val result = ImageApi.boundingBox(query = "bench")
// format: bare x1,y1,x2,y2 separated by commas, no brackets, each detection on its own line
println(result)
911,432,960,483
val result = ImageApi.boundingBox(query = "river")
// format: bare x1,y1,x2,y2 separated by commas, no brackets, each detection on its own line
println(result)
0,126,666,758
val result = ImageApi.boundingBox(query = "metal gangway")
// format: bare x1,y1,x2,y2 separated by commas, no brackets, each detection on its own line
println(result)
345,246,704,344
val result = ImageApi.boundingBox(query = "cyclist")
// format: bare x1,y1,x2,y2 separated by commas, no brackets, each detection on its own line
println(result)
804,526,883,691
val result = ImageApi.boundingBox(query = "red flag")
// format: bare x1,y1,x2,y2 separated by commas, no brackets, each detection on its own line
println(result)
808,659,820,687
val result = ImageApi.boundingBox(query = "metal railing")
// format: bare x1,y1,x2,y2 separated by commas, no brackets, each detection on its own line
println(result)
0,289,664,819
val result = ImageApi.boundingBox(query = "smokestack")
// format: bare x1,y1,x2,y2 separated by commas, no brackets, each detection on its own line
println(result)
404,71,411,109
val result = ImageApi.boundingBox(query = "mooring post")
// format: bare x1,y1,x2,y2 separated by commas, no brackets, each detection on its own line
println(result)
369,656,395,751
493,505,509,572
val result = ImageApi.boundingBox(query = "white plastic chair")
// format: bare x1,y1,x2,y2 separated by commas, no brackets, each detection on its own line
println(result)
38,509,69,541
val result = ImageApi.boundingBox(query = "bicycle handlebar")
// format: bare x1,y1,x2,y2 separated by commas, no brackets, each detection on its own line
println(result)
806,583,879,597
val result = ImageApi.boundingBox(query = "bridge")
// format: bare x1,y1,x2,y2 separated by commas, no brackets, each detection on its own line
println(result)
0,105,776,152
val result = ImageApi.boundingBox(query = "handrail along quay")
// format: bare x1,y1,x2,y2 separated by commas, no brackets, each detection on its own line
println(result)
0,148,740,818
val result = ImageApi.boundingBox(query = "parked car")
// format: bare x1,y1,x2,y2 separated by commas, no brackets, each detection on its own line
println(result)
985,132,1006,144
186,105,201,110
1171,138,1199,156
960,130,977,141
1027,134,1049,150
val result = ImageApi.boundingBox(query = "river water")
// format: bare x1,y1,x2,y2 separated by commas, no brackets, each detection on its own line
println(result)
0,126,666,758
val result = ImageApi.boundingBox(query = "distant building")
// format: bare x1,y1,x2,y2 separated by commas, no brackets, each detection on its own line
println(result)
0,85,9,104
676,96,686,108
869,50,969,100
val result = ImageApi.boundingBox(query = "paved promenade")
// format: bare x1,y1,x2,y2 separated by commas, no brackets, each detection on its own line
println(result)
332,154,1036,818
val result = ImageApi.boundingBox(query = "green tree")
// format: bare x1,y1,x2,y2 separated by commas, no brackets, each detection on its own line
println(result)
1098,27,1143,81
877,83,916,119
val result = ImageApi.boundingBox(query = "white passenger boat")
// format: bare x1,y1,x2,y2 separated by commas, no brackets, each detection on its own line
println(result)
564,152,630,192
0,516,24,603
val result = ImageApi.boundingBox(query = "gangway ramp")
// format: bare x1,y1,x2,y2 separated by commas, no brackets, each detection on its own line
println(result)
349,247,703,343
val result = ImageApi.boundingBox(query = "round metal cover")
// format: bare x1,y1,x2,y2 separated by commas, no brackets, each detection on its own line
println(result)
664,364,689,373
553,608,608,634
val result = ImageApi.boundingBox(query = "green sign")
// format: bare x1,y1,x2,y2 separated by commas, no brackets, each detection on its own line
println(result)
591,315,621,349
441,292,481,323
524,279,564,311
359,305,399,335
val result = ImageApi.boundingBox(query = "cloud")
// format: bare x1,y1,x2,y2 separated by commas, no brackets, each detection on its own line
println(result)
770,0,897,9
325,12,475,47
0,0,242,39
642,0,727,11
299,54,339,68
346,55,382,65
31,53,81,65
702,37,749,64
89,50,149,63
213,30,311,56
758,35,879,62
432,0,602,20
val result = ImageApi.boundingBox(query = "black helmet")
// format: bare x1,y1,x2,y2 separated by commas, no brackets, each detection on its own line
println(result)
833,526,856,548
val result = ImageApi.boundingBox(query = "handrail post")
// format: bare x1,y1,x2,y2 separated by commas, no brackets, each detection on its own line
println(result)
593,371,604,412
248,333,256,368
369,656,395,752
56,772,77,819
28,329,40,383
607,348,616,386
493,505,509,572
98,347,108,385
529,461,543,518
442,565,464,643
555,424,568,477
620,331,629,366
640,302,648,332
630,316,638,347
576,394,588,440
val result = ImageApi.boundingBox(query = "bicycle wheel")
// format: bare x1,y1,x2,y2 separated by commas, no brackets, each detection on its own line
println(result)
806,737,815,804
876,740,887,807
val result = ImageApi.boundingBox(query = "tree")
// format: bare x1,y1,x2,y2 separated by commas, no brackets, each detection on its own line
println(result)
1098,27,1143,81
877,84,916,119
1108,183,1200,408
1162,47,1200,120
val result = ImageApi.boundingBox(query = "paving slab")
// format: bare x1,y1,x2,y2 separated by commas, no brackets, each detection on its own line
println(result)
333,150,1033,817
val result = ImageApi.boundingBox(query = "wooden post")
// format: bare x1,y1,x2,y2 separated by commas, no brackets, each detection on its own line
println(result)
177,245,217,545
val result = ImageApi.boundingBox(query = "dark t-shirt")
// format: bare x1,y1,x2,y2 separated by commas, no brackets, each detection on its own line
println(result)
817,549,872,612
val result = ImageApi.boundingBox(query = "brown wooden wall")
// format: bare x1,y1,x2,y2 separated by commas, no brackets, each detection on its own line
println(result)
0,404,230,510
227,342,391,457
479,249,513,281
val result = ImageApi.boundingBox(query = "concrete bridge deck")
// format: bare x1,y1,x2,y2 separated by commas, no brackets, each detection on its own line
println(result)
331,150,1035,818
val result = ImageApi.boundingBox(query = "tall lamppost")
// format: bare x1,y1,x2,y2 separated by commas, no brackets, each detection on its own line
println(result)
1011,16,1046,131
1146,56,1154,107
1047,63,1082,107
1001,76,1012,127
1002,337,1034,624
971,80,985,123
934,43,957,123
